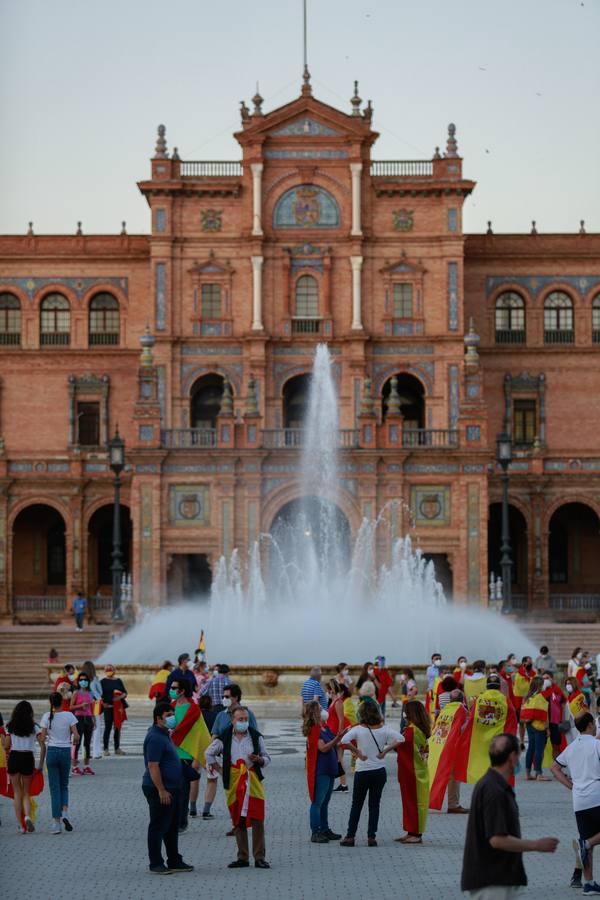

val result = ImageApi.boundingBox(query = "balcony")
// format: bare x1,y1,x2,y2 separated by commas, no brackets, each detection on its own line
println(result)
161,428,217,449
291,318,321,335
40,332,70,346
0,332,20,346
13,595,66,614
261,429,360,449
89,332,119,346
180,161,243,177
402,429,459,449
544,329,574,344
550,594,600,611
371,160,433,177
495,329,525,345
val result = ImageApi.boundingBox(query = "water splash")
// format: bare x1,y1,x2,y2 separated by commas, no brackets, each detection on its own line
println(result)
100,343,534,665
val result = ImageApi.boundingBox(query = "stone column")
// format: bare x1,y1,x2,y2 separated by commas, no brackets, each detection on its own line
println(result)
251,256,264,331
251,163,263,236
350,256,363,330
350,163,363,236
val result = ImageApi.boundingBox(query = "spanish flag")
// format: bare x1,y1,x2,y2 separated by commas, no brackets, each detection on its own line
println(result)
113,696,128,731
397,723,429,835
425,677,440,721
170,702,211,767
428,701,467,809
305,724,320,801
148,667,170,701
455,689,517,784
513,665,534,708
569,689,588,718
92,699,103,717
464,675,487,707
226,759,265,826
343,696,358,726
0,728,44,825
520,692,548,729
198,630,206,657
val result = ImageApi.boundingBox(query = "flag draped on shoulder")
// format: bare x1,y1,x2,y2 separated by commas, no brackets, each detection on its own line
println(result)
305,725,320,801
512,666,534,707
112,696,128,731
568,689,588,718
148,667,170,701
170,702,211,766
455,689,517,785
428,701,466,809
397,723,429,834
520,693,548,728
226,760,265,826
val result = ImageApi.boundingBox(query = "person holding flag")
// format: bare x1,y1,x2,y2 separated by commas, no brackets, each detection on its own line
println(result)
148,661,173,701
205,706,271,869
513,655,536,748
455,674,517,786
394,700,430,844
428,689,468,812
302,699,346,843
521,676,551,781
169,678,211,832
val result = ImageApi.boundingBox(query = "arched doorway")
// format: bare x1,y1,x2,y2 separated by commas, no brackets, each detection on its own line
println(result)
270,496,351,581
166,554,212,603
190,374,225,428
282,374,311,428
381,373,425,426
422,553,453,601
87,504,132,601
548,503,600,604
488,503,528,608
12,504,67,611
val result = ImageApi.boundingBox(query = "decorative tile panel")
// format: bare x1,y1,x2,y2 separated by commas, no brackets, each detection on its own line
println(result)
0,276,129,299
373,345,434,356
140,483,153,604
447,209,458,232
155,209,166,233
155,262,166,332
447,262,459,331
486,275,600,297
136,464,159,473
169,485,210,526
181,344,242,356
448,364,460,429
467,483,480,599
405,463,459,474
139,425,154,441
271,119,341,136
410,485,451,526
265,149,348,159
273,185,340,228
463,464,485,473
466,425,481,442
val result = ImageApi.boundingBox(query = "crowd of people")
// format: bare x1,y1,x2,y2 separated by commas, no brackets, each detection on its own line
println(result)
3,642,600,893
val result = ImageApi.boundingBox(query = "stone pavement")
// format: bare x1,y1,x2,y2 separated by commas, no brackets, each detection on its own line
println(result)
1,714,582,900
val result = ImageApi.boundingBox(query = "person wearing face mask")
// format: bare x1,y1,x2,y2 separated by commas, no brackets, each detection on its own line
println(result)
460,733,559,896
142,701,194,875
212,684,258,737
100,665,128,756
165,653,197,695
426,653,442,691
303,699,347,843
205,706,271,869
356,662,381,701
70,672,95,775
335,663,353,690
453,657,470,687
521,676,551,781
200,663,232,714
80,661,103,760
541,671,566,759
513,656,536,750
168,679,209,833
54,664,77,709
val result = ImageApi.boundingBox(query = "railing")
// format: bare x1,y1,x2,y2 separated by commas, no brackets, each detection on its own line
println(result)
495,329,525,345
371,160,433,177
544,329,574,344
161,428,217,448
593,330,600,344
91,595,113,613
550,594,600,611
402,429,459,448
40,332,70,346
180,161,243,177
89,332,119,346
261,429,360,449
13,595,66,613
511,593,528,611
291,318,321,335
0,332,20,346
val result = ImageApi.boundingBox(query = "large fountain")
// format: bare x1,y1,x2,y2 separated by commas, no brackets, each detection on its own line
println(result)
99,345,533,667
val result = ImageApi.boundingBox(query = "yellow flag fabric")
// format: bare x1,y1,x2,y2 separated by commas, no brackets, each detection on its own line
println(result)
456,689,517,784
464,675,487,707
225,760,265,826
343,697,358,726
520,693,549,732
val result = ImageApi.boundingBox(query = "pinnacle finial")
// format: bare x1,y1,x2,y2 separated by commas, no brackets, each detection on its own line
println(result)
433,146,441,160
27,221,34,236
121,221,127,235
486,220,493,235
154,124,168,159
580,219,586,235
76,221,82,236
350,80,362,116
531,220,538,235
240,100,250,122
219,377,234,416
171,147,180,160
363,99,373,121
444,123,458,158
252,86,264,116
140,323,155,365
386,376,401,416
301,64,312,96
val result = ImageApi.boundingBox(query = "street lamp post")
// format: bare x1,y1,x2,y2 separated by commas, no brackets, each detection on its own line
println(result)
109,428,125,619
496,431,513,614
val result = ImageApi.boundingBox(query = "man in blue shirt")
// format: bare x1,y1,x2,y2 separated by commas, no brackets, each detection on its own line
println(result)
426,653,442,691
142,702,194,875
165,653,197,694
301,667,327,710
72,592,87,631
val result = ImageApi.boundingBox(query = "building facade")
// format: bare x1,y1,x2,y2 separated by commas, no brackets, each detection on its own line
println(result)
1,75,599,624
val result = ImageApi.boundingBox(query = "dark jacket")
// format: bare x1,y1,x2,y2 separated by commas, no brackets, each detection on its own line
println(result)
221,724,264,790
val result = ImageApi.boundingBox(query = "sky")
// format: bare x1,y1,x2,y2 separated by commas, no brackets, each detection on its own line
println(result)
1,0,599,235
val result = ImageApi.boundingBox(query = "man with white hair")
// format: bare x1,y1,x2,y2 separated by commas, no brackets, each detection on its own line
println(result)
301,667,327,710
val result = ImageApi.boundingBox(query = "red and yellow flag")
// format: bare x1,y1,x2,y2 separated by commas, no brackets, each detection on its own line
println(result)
513,666,534,707
0,728,44,825
226,759,265,826
170,702,211,767
464,675,487,707
92,699,103,717
428,701,467,809
397,723,429,835
520,693,548,729
569,689,588,718
113,696,128,731
198,630,206,657
148,667,170,701
455,689,517,784
305,725,320,801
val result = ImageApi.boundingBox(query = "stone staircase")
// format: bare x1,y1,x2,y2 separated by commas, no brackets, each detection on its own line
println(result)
0,626,112,700
520,622,600,661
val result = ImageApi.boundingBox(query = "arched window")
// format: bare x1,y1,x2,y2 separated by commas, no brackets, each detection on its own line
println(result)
592,295,600,344
273,184,340,228
495,292,525,343
89,293,119,345
293,275,320,334
0,293,21,345
40,293,70,346
544,291,573,343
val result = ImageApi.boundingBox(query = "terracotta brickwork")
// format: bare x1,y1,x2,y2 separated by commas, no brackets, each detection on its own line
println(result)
0,80,597,623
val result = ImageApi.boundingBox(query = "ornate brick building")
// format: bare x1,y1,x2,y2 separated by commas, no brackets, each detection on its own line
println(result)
1,73,599,624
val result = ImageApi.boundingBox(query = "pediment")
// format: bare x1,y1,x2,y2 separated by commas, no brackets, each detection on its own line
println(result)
380,254,427,276
188,252,233,276
270,117,341,137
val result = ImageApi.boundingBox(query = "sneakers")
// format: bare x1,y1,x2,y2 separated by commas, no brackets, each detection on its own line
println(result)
202,812,215,820
167,861,194,873
333,785,348,793
189,803,197,818
103,750,110,757
62,817,73,832
311,832,329,843
71,766,83,776
583,883,600,895
149,864,171,875
24,816,35,833
571,870,583,888
115,749,126,756
51,822,61,835
83,766,95,776
579,838,591,871
323,829,342,840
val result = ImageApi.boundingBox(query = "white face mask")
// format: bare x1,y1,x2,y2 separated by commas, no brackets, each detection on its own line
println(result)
566,684,574,694
320,709,329,722
342,669,349,676
222,697,232,708
367,668,374,676
543,679,552,690
433,659,441,667
459,661,467,669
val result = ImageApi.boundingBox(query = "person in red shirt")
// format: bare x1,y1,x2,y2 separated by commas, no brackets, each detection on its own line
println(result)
373,656,397,717
541,671,566,759
53,664,76,710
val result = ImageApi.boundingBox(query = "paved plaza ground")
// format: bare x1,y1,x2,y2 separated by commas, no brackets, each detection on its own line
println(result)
1,708,583,900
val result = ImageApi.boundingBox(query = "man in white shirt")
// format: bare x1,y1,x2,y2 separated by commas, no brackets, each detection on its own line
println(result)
552,712,600,894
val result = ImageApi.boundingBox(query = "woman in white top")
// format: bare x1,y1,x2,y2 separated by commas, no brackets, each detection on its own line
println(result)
1,700,45,833
339,698,404,846
40,692,79,834
568,648,583,679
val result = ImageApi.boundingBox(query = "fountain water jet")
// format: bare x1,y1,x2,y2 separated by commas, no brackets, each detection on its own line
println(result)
99,344,534,665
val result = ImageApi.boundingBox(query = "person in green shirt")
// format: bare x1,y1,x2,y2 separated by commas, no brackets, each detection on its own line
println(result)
169,679,200,833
